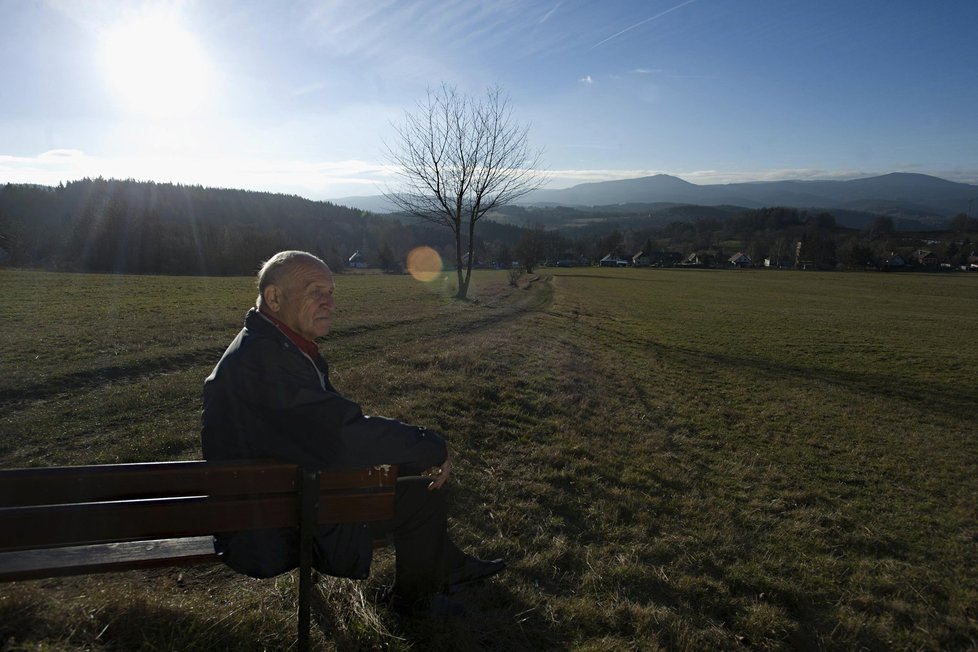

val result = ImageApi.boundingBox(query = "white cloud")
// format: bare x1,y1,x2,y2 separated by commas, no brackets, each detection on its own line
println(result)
579,74,593,84
680,168,871,184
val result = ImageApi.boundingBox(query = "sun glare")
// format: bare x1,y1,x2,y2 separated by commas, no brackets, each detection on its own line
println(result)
101,14,210,118
406,246,443,283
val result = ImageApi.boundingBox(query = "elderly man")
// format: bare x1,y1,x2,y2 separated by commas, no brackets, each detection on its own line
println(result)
202,250,503,614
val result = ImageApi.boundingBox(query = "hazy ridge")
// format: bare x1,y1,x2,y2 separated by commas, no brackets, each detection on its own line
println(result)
334,172,977,227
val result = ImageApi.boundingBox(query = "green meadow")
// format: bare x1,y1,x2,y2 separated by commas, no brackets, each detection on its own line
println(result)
1,267,976,650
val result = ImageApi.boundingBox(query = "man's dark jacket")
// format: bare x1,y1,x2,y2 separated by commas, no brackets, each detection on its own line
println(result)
202,308,447,579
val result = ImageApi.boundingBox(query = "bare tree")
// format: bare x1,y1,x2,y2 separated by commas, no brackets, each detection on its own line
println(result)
385,84,546,299
515,223,547,273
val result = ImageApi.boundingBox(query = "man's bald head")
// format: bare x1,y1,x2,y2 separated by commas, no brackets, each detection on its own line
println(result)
257,251,329,303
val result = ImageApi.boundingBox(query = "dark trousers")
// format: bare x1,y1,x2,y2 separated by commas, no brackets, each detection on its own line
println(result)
371,477,466,602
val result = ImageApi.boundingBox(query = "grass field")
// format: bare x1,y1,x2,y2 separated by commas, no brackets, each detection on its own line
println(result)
1,267,976,650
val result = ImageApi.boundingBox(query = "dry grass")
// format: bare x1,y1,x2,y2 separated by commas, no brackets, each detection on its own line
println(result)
1,267,976,650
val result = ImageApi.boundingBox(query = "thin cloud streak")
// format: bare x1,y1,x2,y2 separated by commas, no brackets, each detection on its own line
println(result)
540,2,562,23
591,0,698,49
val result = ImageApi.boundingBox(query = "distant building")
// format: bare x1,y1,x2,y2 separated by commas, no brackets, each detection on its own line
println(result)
681,252,707,267
599,253,629,267
911,249,938,267
883,253,906,270
728,252,752,268
348,250,368,269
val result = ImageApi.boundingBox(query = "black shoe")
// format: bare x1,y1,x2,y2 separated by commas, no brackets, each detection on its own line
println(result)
445,555,506,592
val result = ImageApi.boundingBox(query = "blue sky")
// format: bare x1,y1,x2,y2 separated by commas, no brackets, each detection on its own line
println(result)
2,0,977,201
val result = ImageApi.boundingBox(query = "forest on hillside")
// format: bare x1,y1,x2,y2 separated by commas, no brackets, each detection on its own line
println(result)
0,178,520,275
1,179,975,275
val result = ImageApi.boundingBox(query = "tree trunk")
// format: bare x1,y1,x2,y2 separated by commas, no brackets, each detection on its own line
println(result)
459,216,477,300
454,229,466,299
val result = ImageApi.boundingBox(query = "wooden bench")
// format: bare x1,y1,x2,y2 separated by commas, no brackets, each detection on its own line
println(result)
0,459,398,651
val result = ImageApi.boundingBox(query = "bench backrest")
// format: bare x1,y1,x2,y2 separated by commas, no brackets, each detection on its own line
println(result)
0,460,397,553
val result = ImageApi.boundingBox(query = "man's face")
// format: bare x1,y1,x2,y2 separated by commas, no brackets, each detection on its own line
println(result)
272,261,336,340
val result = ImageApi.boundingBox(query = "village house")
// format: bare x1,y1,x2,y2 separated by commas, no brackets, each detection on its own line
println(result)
911,249,938,267
347,250,368,269
680,252,710,267
599,253,629,267
728,252,752,268
883,253,907,270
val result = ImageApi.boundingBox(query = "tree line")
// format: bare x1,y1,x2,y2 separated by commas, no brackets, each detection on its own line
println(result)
1,179,974,277
512,206,977,271
0,178,519,276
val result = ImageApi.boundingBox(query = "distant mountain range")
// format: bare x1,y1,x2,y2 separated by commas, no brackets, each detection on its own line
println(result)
333,173,977,225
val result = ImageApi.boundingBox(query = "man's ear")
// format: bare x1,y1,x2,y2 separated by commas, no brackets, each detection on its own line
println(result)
262,285,283,313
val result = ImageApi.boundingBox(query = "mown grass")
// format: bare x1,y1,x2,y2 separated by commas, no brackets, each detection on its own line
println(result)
1,267,976,650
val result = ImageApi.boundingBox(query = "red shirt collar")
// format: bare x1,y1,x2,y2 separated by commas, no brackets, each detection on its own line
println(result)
258,307,321,359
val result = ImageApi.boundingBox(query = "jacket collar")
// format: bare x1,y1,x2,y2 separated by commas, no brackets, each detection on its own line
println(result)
247,307,321,359
245,308,332,393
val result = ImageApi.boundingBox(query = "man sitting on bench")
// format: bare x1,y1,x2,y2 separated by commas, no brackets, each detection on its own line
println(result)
201,250,504,615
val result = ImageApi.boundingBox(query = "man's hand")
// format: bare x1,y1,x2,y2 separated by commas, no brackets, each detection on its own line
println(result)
423,454,453,490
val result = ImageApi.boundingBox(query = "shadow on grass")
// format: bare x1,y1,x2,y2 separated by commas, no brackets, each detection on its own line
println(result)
672,342,976,422
0,347,225,406
586,314,976,422
0,593,292,651
391,582,561,651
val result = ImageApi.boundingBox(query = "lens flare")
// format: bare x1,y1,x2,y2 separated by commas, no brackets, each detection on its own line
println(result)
406,246,443,282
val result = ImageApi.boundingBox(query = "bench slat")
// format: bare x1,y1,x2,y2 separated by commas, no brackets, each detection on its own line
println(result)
0,496,295,551
0,537,217,582
0,462,397,508
0,460,297,507
1,491,394,552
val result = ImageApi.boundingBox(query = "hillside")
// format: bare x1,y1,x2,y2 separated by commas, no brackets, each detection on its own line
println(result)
0,178,469,275
336,173,977,228
523,172,975,221
3,177,974,276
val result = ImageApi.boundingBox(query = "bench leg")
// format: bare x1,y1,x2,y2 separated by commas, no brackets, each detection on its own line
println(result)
297,468,319,652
